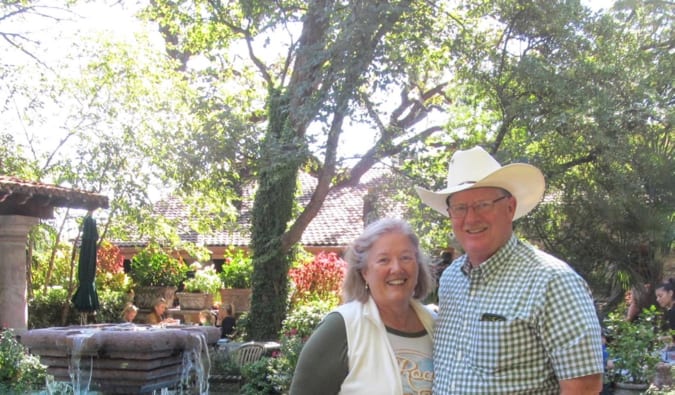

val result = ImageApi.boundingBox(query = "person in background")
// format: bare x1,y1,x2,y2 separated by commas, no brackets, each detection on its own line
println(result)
198,309,215,326
219,303,236,338
655,278,675,332
626,283,656,322
146,297,177,325
121,302,138,323
290,218,436,395
415,146,604,394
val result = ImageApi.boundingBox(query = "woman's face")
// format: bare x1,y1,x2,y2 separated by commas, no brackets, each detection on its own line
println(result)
361,231,419,308
154,302,167,315
656,288,674,309
125,309,137,322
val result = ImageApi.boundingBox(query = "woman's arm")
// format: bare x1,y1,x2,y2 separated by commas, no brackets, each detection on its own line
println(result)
289,312,348,395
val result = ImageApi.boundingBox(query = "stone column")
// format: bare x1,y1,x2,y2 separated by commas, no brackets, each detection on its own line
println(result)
0,215,39,330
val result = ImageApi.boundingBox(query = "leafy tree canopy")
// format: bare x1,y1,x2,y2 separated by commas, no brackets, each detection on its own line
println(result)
1,0,671,333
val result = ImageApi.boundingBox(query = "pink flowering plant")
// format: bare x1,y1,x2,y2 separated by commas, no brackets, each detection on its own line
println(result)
95,241,129,291
289,251,346,307
96,241,124,275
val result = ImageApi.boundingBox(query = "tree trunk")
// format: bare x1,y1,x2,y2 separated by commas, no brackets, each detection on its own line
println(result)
248,90,303,340
245,0,415,340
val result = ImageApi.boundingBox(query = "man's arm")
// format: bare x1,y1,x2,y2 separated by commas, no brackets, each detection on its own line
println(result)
542,270,604,392
559,373,602,395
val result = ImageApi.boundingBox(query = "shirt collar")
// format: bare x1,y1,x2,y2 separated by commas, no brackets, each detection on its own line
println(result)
460,234,518,278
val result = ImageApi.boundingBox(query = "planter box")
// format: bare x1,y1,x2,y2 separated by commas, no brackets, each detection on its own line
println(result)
220,288,252,313
133,286,177,309
177,292,214,310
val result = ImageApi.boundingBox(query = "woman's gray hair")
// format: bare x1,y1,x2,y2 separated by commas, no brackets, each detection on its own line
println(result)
342,218,434,303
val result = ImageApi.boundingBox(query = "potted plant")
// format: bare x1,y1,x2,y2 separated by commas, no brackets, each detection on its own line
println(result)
177,263,222,310
129,243,188,309
604,305,665,394
219,248,253,312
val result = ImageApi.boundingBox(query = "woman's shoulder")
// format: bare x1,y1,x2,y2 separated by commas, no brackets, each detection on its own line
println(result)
146,312,160,324
319,311,346,333
295,312,347,368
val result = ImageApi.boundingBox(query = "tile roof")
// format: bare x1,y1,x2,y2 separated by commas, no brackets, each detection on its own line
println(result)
0,176,109,218
116,167,405,249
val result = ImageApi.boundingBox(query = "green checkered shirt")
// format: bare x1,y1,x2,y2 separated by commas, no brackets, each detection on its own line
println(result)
433,235,603,394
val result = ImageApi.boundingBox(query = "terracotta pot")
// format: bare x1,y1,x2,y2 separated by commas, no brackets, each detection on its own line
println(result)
176,292,214,310
219,288,252,313
133,286,177,309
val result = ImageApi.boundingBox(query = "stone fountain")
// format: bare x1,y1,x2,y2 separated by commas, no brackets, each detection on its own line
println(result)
20,323,220,394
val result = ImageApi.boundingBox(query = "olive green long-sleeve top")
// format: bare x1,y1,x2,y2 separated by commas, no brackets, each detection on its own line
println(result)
290,312,349,394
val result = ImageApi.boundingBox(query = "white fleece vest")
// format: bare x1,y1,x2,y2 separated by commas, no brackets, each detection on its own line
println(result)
336,297,435,395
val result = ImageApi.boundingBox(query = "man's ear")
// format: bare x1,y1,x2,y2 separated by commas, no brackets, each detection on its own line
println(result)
508,196,517,218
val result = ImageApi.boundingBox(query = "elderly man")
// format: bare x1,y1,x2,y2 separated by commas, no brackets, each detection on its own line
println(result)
416,146,603,394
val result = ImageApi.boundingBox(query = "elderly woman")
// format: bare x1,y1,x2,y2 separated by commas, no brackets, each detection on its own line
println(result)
290,218,436,395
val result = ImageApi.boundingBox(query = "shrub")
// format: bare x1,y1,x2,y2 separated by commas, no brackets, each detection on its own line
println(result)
283,300,334,339
95,271,131,294
220,248,253,289
95,241,131,292
30,241,73,290
605,305,665,384
210,349,241,378
97,241,124,275
184,263,222,294
129,244,188,287
262,300,334,393
0,329,47,393
28,287,128,328
240,357,278,395
28,287,77,328
289,251,346,308
265,332,304,393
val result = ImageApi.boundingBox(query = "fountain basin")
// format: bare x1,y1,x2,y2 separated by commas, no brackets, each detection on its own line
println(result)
21,323,220,394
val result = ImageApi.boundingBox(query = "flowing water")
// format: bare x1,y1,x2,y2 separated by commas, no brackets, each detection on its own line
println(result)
176,331,211,395
31,324,215,395
68,332,95,394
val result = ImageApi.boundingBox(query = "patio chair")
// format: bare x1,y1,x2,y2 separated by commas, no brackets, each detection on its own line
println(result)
234,342,265,367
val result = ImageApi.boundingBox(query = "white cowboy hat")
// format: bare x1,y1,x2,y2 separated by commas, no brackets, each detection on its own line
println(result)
414,146,545,220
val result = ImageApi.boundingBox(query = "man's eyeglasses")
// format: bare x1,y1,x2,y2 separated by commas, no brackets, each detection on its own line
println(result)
447,195,509,219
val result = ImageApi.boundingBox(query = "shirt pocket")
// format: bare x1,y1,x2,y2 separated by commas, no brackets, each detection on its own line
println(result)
469,318,533,376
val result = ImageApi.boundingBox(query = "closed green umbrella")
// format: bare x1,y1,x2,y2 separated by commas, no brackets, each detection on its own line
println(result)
71,215,100,322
